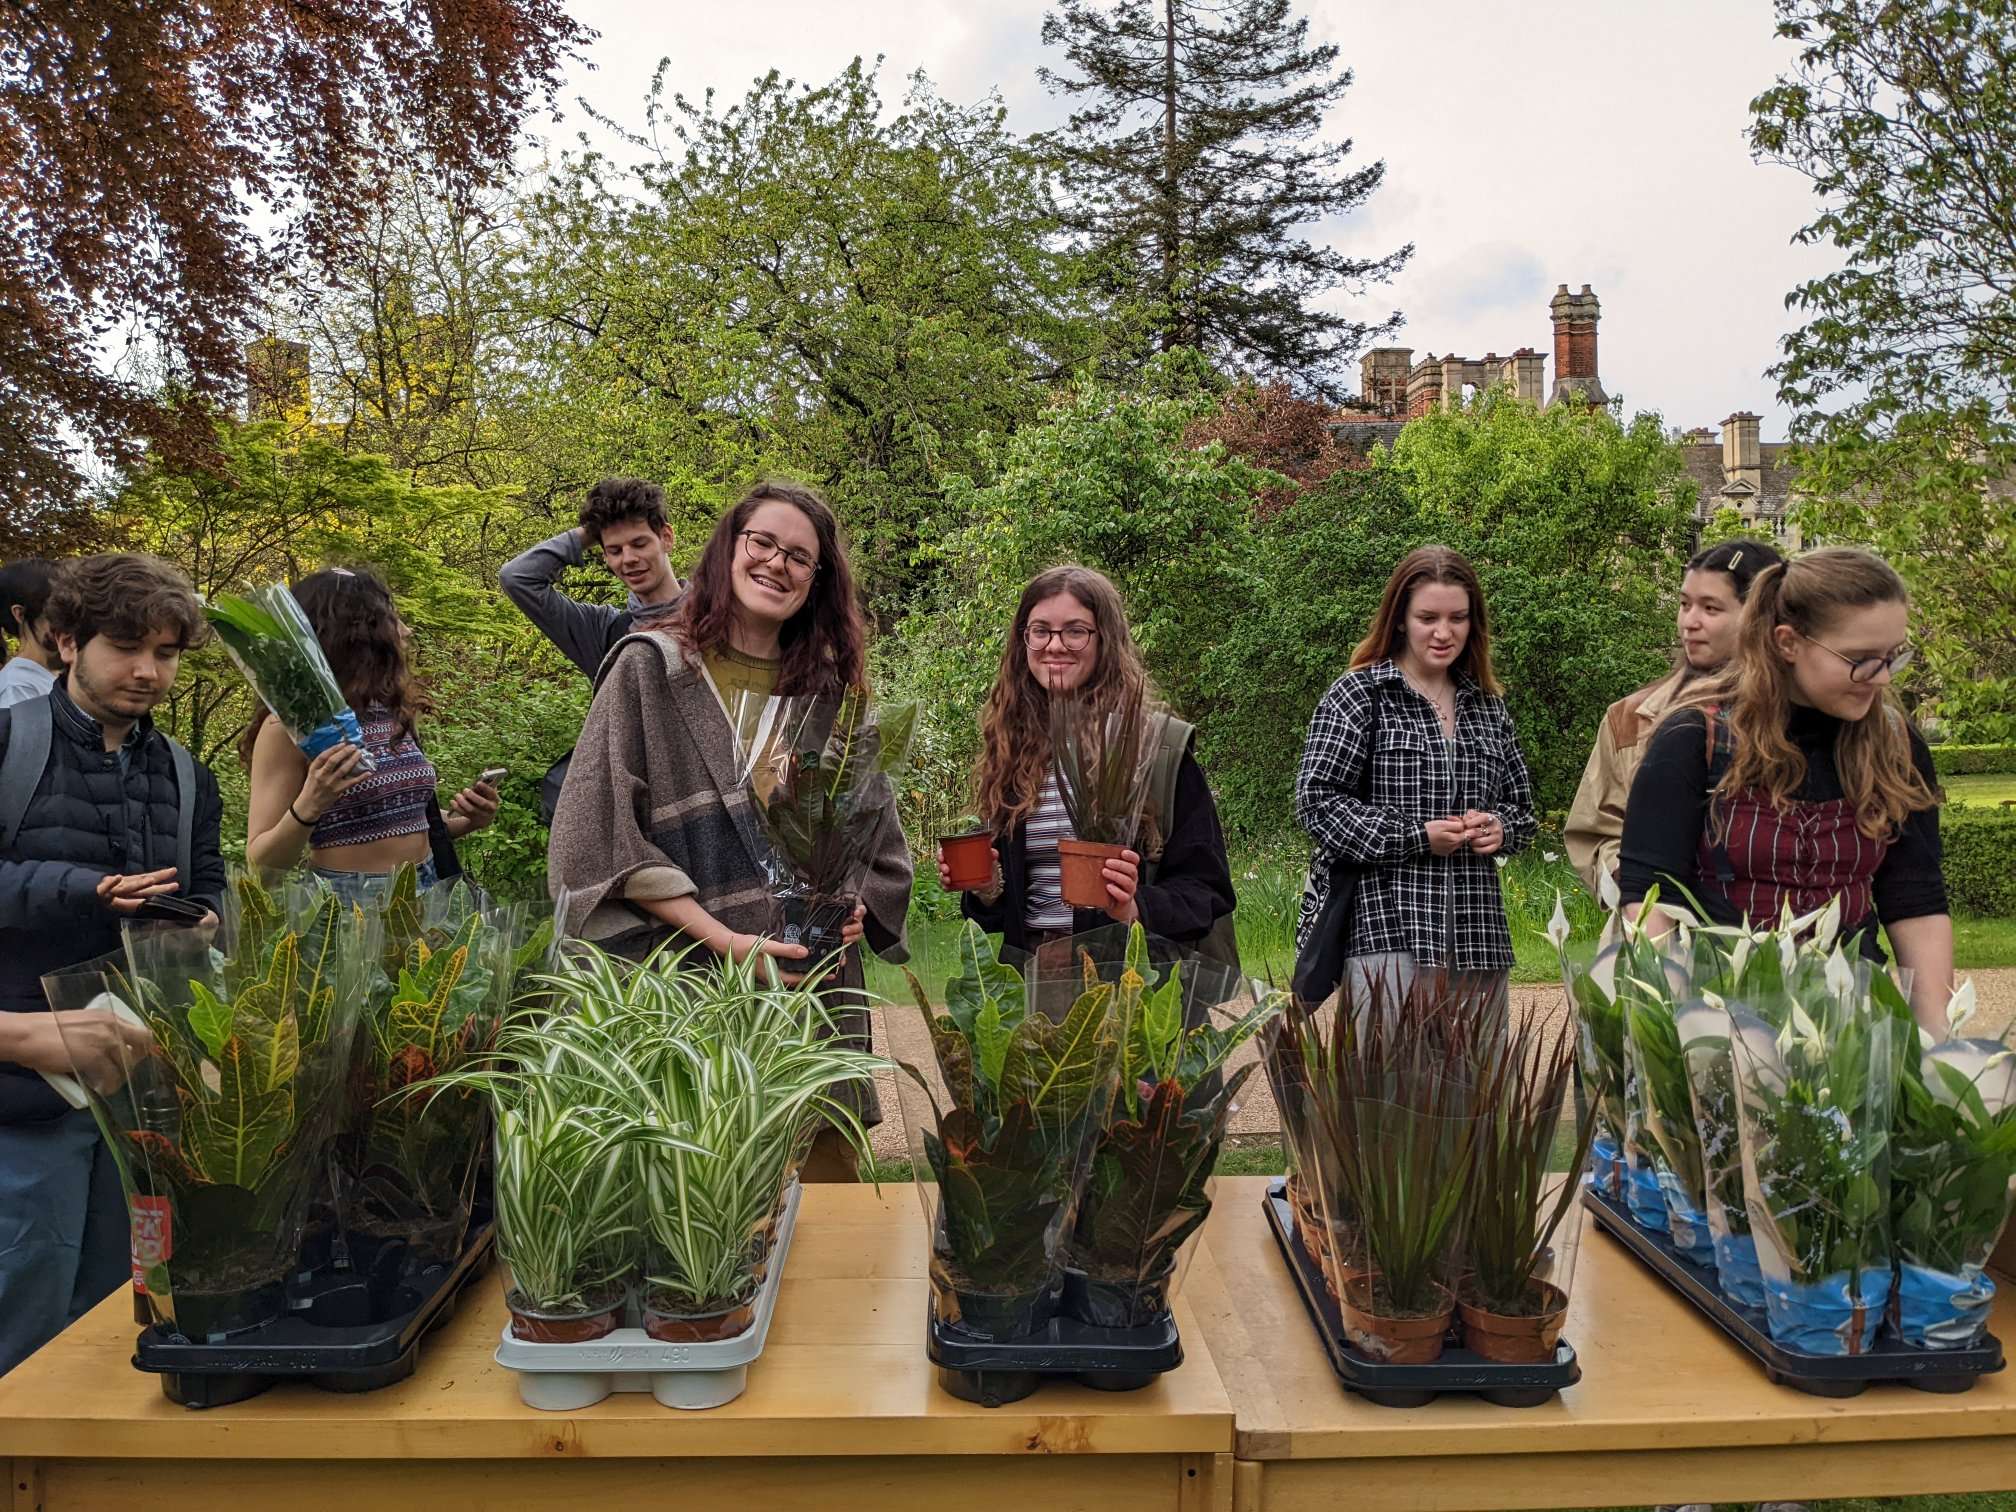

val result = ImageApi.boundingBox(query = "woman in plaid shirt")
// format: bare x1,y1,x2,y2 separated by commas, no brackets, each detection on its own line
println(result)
1294,546,1538,1004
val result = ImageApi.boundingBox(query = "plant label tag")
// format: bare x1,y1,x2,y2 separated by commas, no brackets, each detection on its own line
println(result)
131,1195,172,1289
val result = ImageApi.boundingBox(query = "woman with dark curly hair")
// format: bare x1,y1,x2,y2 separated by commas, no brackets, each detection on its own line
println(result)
243,566,497,901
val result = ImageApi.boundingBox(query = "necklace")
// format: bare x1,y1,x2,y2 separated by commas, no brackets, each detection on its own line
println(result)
1400,665,1457,731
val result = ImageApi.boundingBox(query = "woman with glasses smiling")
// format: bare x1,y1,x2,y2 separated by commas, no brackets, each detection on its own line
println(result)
1621,547,1953,1032
548,478,914,1178
945,564,1237,976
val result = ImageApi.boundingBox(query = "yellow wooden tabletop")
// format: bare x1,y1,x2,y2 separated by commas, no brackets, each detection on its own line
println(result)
0,1183,1236,1463
1192,1175,2016,1464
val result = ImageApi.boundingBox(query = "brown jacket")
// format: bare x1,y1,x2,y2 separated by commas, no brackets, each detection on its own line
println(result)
1564,669,1687,897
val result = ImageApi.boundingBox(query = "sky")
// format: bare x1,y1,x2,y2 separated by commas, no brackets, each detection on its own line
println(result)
536,0,1834,438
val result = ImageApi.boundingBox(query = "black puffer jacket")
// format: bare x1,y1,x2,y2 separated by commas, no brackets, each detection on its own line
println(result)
0,684,225,1123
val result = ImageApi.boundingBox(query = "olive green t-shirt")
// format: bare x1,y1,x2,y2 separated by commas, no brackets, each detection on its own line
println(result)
705,645,781,755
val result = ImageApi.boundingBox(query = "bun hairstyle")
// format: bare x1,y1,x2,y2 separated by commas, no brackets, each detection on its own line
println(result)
1681,547,1937,840
1686,538,1786,602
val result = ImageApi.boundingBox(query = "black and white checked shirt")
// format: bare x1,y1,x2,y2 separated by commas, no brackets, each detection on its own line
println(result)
1294,660,1538,970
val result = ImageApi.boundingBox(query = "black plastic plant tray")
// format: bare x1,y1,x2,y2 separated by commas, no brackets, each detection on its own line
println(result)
926,1293,1184,1407
133,1223,496,1409
1582,1185,2005,1397
1263,1180,1580,1409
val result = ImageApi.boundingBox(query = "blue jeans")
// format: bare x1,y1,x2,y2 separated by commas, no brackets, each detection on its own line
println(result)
0,1108,129,1375
312,858,438,909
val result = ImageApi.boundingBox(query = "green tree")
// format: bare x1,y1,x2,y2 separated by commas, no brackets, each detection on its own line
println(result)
1037,0,1410,395
1202,393,1698,839
1751,0,2016,738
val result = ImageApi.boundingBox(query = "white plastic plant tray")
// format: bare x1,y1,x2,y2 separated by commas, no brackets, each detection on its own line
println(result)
495,1178,801,1411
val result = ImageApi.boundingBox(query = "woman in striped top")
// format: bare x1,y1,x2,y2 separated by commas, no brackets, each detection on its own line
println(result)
1621,549,1953,1033
243,568,498,904
948,565,1236,968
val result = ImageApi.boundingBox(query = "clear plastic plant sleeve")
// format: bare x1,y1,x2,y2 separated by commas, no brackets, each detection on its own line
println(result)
204,584,374,767
1558,938,1630,1202
1677,1001,1768,1307
44,881,377,1341
1047,688,1171,850
1623,955,1716,1267
1730,976,1894,1356
1057,924,1279,1328
895,921,1121,1340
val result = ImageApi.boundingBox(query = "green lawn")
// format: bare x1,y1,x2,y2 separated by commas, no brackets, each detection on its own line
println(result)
1945,772,2016,808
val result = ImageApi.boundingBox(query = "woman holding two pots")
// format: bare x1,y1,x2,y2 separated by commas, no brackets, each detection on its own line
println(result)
549,479,914,1181
1620,547,1952,1031
1293,546,1537,1009
942,565,1236,987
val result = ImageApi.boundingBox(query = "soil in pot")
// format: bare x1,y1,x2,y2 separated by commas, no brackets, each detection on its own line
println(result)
938,831,996,891
506,1289,625,1343
1056,839,1126,909
644,1298,756,1344
1340,1275,1454,1365
1458,1282,1570,1364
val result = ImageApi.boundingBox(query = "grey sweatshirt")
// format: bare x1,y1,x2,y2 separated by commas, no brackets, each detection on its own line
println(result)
499,528,677,678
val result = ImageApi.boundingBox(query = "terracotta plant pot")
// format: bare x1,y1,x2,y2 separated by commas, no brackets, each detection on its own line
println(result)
1459,1283,1570,1363
1340,1276,1454,1364
643,1299,756,1344
507,1294,624,1343
938,831,995,891
1057,838,1126,909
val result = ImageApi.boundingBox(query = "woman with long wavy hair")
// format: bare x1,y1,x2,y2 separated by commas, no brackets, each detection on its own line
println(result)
549,478,912,1179
948,565,1236,971
1620,547,1952,1030
244,567,498,902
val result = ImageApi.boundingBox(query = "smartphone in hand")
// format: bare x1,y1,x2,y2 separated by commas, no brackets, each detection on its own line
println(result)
478,766,508,787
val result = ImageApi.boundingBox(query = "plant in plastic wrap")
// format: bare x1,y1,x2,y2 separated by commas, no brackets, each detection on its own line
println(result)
1065,923,1283,1327
1730,948,1894,1356
740,688,916,962
1048,685,1171,908
1550,890,1630,1203
897,922,1121,1340
205,584,373,764
1460,1003,1596,1361
335,865,538,1265
1889,980,2016,1349
1260,996,1352,1277
43,873,377,1342
1622,926,1717,1268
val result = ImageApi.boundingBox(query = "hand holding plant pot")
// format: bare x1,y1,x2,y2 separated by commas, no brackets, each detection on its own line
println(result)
1890,981,2016,1349
937,815,997,893
1063,924,1283,1328
740,689,916,963
896,922,1121,1340
205,584,374,767
1049,686,1169,911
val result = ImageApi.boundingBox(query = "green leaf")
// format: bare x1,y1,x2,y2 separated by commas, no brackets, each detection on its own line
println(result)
186,981,234,1058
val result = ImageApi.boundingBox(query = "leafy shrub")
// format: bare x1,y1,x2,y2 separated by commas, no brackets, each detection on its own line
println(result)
1943,806,2016,918
1933,744,2016,777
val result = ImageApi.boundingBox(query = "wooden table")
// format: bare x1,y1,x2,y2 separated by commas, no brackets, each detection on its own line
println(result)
0,1186,1235,1512
1190,1176,2016,1512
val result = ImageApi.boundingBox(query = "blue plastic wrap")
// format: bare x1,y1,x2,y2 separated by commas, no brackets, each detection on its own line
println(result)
1624,1149,1670,1233
1658,1175,1718,1269
1760,1266,1891,1356
1710,1231,1767,1309
1894,1260,1997,1351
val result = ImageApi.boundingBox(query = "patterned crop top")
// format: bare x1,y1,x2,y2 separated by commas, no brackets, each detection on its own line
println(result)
309,707,438,850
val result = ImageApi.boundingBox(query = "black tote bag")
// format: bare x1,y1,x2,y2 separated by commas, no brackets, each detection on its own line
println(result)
1290,690,1382,1004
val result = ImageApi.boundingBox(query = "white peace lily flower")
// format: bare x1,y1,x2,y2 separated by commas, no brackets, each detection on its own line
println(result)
1543,850,1560,862
1676,1002,1730,1049
1731,1010,1790,1095
1812,897,1843,955
1918,1025,1938,1053
1779,932,1799,980
1824,946,1856,1005
1946,978,1978,1036
1494,854,1509,869
1598,868,1621,912
1589,947,1619,1004
1729,934,1754,982
1546,891,1572,951
1598,909,1620,950
1923,1040,2016,1119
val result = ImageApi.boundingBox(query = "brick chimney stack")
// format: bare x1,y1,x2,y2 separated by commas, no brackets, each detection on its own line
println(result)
1721,411,1762,498
1548,283,1608,406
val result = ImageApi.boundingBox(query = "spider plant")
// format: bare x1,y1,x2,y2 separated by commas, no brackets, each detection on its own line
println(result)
897,922,1122,1337
60,872,378,1339
1066,924,1282,1325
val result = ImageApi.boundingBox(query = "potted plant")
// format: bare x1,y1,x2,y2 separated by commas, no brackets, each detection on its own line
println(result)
623,945,883,1343
335,866,531,1265
897,922,1122,1340
1624,951,1718,1268
937,814,995,893
1048,686,1170,909
52,874,378,1341
741,688,917,960
1065,925,1282,1327
1889,982,2016,1350
205,584,373,764
1551,894,1629,1204
1729,947,1895,1356
1459,1009,1596,1361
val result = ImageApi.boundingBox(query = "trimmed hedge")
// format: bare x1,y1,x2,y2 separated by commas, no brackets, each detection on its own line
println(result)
1944,804,2016,918
1933,743,2016,777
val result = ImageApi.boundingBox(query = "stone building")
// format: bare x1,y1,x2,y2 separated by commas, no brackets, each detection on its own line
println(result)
1676,414,1798,534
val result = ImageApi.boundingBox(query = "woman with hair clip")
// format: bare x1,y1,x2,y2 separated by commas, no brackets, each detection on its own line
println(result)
244,567,498,903
1294,545,1537,1007
1620,547,1952,1031
549,479,912,1180
944,564,1237,979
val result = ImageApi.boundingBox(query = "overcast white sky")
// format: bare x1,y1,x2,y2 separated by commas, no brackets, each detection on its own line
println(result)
537,0,1832,437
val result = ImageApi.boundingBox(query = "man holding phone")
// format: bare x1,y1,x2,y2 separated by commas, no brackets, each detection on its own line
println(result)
0,553,227,1375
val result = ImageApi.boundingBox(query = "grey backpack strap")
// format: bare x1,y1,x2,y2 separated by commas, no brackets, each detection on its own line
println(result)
0,694,53,853
167,736,196,888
